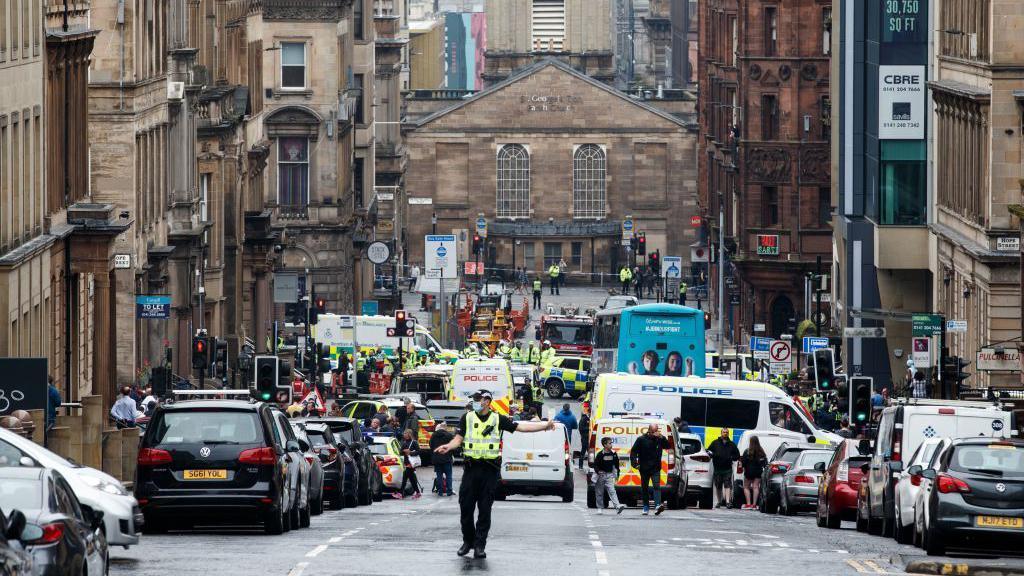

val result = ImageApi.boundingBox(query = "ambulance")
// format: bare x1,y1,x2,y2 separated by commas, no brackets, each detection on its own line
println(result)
586,415,688,509
589,373,840,452
448,358,517,415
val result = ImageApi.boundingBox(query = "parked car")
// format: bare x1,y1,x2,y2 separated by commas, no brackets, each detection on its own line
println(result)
303,417,383,505
779,449,833,515
892,437,946,543
0,508,34,576
541,356,591,399
864,398,1011,537
302,422,348,509
367,436,406,493
816,439,872,528
0,467,107,576
0,426,142,549
913,438,1024,555
911,438,951,547
390,367,450,402
135,400,305,534
678,433,713,509
758,442,819,514
497,422,575,502
289,421,326,518
601,295,638,310
338,398,437,461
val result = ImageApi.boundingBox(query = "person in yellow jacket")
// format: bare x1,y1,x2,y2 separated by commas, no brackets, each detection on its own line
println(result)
509,341,523,362
548,264,561,296
526,341,541,365
619,266,632,294
532,277,542,308
497,341,512,358
540,340,556,366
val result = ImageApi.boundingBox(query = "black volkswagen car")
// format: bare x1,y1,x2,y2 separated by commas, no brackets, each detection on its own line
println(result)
303,417,382,506
302,423,348,510
916,437,1024,555
135,400,304,534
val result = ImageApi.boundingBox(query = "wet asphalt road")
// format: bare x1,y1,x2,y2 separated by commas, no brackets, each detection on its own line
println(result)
110,462,928,576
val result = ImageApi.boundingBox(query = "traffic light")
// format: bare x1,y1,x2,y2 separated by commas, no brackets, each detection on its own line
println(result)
703,311,711,330
849,376,874,425
649,251,660,274
388,309,415,338
191,335,210,370
637,233,647,256
942,356,971,389
214,338,228,379
310,296,326,325
813,348,836,391
472,234,482,254
254,355,279,401
150,366,169,398
285,302,303,325
316,343,332,374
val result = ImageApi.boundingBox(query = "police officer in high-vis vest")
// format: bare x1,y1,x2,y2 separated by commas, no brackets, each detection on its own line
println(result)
434,389,554,559
532,277,542,309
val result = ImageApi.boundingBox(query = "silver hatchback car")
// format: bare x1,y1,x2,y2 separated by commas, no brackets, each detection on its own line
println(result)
779,449,834,515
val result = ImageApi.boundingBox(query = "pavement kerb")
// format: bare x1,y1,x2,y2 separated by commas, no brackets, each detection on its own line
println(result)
903,558,1024,576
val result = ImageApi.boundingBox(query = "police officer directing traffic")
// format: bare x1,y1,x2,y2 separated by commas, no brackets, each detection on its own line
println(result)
434,389,555,559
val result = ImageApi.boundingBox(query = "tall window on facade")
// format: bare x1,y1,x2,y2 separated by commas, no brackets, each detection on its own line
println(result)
354,0,365,41
278,137,309,207
543,242,562,269
761,94,779,140
939,0,987,60
822,8,832,55
818,187,831,227
573,144,606,219
353,74,366,124
532,0,565,51
496,144,530,219
353,157,365,208
762,186,779,227
281,42,306,89
764,6,778,55
881,141,927,226
571,242,583,266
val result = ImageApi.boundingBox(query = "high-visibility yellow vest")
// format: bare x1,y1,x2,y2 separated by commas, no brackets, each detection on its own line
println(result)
533,279,542,292
620,268,631,282
528,346,541,364
548,265,560,278
463,410,501,460
510,348,522,361
540,348,556,366
532,383,545,403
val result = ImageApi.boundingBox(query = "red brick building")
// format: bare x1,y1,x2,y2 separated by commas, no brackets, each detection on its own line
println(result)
697,0,832,341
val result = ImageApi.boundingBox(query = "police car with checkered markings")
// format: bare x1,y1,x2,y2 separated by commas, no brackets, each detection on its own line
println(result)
541,356,591,399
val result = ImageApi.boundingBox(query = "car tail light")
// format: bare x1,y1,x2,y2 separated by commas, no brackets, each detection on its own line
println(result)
837,461,849,482
379,457,399,467
935,474,971,494
910,474,921,487
892,428,903,463
565,439,571,466
666,435,676,467
588,434,597,465
769,462,790,475
305,455,315,465
690,454,710,463
795,475,815,484
938,408,955,415
27,522,65,545
138,448,172,467
239,447,277,465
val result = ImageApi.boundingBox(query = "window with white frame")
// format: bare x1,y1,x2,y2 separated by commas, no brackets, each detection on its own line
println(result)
278,137,309,207
281,42,306,89
496,144,530,219
573,144,606,219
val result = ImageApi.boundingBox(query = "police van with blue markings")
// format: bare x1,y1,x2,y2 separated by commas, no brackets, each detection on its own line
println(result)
588,374,840,463
541,356,592,399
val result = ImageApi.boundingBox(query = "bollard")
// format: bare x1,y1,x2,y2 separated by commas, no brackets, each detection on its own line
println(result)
102,429,123,479
82,396,103,469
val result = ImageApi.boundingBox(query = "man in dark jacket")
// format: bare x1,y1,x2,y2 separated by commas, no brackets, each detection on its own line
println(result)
577,411,590,469
429,423,455,496
402,402,420,439
630,424,670,516
706,428,740,508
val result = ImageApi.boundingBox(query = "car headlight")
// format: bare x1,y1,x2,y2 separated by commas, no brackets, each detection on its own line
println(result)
81,475,129,496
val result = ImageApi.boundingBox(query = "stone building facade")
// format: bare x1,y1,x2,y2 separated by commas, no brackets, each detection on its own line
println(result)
929,0,1023,388
404,59,699,282
484,0,614,85
698,0,832,342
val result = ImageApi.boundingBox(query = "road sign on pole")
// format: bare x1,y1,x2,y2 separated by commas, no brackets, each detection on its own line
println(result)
663,256,682,279
424,235,457,279
622,216,634,240
475,216,488,238
750,336,771,360
802,336,829,354
769,340,791,374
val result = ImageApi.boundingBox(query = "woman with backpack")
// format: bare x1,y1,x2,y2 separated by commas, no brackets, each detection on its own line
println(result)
740,436,768,510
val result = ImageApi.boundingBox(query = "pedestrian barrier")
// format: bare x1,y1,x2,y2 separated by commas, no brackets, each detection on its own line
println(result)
369,373,391,395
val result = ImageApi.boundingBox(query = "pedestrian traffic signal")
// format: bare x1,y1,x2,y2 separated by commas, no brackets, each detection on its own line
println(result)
649,251,660,274
285,302,303,325
472,234,482,254
316,343,332,374
310,295,326,324
849,376,873,425
191,336,210,370
813,348,836,391
703,311,711,330
214,338,228,379
637,233,647,256
254,355,279,401
150,366,169,399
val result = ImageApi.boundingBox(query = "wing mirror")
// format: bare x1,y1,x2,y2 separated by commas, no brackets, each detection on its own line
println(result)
920,468,937,480
859,462,870,474
889,461,904,473
907,464,923,476
297,438,311,452
814,461,826,472
285,440,301,453
806,436,817,444
5,509,26,541
81,505,105,532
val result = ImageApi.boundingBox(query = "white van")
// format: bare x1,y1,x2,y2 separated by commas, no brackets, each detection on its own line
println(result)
497,422,574,502
587,416,687,509
863,398,1013,536
449,358,517,415
590,373,840,451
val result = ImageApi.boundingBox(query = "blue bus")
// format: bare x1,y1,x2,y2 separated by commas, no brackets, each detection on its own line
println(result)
592,303,707,380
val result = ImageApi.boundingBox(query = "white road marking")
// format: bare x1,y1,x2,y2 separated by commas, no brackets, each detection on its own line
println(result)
589,534,600,540
306,545,329,558
590,540,603,548
329,537,343,543
287,562,309,576
595,551,608,565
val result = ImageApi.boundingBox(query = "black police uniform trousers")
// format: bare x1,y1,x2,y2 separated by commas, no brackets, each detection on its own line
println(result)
459,459,500,547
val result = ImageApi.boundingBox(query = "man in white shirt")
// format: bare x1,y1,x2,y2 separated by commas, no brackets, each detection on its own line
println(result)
409,264,420,290
109,387,139,427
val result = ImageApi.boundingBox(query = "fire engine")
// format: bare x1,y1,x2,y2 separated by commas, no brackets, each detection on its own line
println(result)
537,311,595,356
